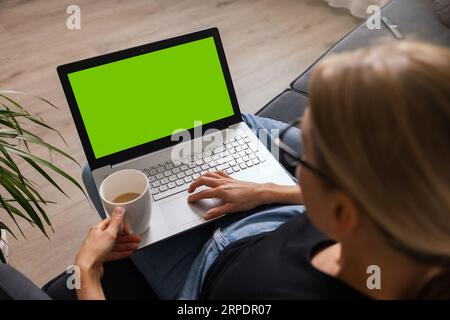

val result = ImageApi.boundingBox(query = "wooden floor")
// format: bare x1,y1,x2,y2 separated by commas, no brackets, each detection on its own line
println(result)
0,0,359,287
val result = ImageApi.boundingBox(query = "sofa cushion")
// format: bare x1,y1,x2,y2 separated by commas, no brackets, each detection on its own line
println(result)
0,263,51,300
256,89,308,123
291,0,450,94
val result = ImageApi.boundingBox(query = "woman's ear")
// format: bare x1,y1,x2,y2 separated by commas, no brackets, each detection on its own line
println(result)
327,190,360,240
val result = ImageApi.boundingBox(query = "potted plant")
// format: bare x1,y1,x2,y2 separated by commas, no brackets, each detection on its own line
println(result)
0,90,84,263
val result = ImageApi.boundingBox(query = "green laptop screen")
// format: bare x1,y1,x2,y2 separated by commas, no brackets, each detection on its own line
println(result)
68,37,235,159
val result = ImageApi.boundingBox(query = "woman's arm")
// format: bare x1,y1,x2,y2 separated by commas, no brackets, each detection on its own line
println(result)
188,171,303,220
74,207,141,300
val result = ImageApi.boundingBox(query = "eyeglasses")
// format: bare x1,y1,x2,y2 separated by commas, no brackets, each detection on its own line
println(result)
273,117,337,187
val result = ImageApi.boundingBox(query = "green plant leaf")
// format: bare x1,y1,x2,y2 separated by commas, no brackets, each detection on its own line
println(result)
4,144,86,198
0,90,60,110
0,195,26,239
24,157,68,197
0,174,48,238
0,91,85,248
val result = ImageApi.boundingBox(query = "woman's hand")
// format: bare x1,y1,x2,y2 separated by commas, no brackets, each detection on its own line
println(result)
74,207,140,299
188,171,303,220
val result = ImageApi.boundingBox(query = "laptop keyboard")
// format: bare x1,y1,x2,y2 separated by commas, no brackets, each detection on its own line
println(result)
142,134,266,201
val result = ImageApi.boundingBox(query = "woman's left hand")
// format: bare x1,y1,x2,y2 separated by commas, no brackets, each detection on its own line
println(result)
75,207,140,279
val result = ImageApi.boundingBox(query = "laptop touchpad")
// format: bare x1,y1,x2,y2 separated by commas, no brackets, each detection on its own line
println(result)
159,193,218,229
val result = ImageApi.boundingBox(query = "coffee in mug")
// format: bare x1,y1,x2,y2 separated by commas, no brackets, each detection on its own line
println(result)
99,169,151,235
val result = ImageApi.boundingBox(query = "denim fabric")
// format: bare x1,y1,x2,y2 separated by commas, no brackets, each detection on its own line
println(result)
177,205,305,299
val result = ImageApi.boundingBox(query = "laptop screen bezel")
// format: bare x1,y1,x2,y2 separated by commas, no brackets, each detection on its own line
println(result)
57,28,242,170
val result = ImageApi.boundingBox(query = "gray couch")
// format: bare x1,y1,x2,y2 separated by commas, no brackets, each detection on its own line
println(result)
1,0,449,300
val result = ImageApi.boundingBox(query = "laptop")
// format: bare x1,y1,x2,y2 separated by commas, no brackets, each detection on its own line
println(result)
57,27,295,248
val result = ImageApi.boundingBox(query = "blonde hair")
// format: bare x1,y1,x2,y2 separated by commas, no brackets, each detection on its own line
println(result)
308,41,450,290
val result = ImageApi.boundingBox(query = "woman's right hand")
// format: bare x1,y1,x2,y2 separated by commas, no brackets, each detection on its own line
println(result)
188,171,280,219
188,171,303,220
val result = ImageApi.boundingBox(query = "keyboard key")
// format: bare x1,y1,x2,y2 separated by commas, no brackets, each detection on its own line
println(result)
152,188,159,195
226,168,234,175
161,178,169,184
165,164,174,170
216,163,230,171
249,154,256,160
257,154,266,162
148,176,156,183
157,167,165,173
233,165,240,172
164,171,171,177
253,158,260,165
193,173,200,179
188,163,196,169
214,146,224,153
168,182,176,189
229,160,237,166
152,181,160,188
176,180,184,186
240,163,247,169
193,167,201,173
209,160,218,167
243,155,250,162
246,161,253,167
149,168,157,175
181,165,189,171
184,176,193,183
245,149,252,155
177,172,185,179
212,154,220,160
249,143,258,152
169,175,177,182
238,139,246,145
236,158,244,164
159,185,168,192
235,146,242,152
201,164,209,170
173,167,181,174
156,173,164,180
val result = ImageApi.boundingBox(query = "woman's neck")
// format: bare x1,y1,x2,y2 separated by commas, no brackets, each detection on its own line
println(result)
336,241,436,299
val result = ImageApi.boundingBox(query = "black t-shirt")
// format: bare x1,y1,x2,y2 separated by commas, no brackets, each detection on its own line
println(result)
200,213,369,299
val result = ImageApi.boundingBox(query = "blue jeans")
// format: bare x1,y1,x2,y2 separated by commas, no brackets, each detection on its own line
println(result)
82,114,304,299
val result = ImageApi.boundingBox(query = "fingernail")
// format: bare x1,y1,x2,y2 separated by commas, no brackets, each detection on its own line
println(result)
115,207,124,216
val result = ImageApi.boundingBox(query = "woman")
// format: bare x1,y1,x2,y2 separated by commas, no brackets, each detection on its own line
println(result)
50,40,450,299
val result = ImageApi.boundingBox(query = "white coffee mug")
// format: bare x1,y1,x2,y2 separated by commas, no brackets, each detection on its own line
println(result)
99,169,151,235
